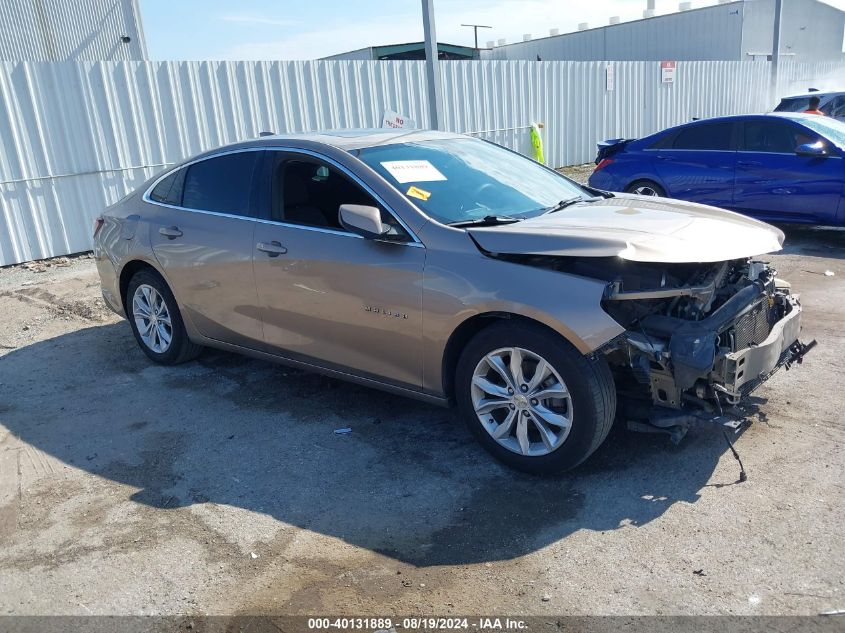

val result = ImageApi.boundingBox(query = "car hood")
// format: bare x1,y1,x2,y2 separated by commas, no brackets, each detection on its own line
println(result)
467,195,784,263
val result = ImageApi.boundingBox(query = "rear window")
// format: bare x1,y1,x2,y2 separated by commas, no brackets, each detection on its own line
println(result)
182,151,261,217
775,97,812,113
671,122,734,150
149,168,185,206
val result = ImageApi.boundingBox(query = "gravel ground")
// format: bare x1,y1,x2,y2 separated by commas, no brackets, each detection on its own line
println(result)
558,164,596,184
0,227,843,619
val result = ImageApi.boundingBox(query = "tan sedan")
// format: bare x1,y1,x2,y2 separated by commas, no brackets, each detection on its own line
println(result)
95,130,813,473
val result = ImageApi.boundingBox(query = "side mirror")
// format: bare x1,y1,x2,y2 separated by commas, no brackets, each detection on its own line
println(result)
338,204,389,239
795,142,829,157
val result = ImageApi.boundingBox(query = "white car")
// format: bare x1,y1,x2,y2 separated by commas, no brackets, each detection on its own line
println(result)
775,90,845,121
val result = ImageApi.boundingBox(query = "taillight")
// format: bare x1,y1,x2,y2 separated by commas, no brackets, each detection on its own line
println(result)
93,217,104,238
595,158,614,171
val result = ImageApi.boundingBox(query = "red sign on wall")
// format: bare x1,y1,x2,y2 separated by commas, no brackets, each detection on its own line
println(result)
661,61,677,84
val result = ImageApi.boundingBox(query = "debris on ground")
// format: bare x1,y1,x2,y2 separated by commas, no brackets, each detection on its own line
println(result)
824,270,835,277
334,427,352,434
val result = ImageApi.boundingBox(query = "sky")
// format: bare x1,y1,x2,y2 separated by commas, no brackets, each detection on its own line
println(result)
139,0,845,60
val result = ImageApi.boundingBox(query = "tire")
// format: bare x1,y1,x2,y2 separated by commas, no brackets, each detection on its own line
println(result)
455,321,616,475
126,269,202,365
625,179,666,197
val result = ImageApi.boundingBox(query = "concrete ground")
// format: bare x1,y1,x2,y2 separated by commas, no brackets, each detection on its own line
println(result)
0,223,843,618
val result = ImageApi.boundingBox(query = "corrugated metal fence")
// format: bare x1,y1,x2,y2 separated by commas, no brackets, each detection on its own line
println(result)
1,59,843,266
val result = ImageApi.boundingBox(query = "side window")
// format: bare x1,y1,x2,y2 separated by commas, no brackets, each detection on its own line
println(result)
828,96,845,117
743,121,803,153
182,152,261,216
672,122,734,150
149,167,185,206
648,131,678,150
271,156,409,239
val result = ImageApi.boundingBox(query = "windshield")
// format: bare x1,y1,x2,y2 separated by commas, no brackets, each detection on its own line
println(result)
797,115,845,150
355,137,586,225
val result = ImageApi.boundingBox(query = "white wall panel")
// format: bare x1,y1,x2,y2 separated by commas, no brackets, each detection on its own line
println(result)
0,0,146,61
1,59,843,265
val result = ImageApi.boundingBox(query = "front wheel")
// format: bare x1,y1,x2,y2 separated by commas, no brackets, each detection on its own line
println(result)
625,180,666,197
455,322,616,474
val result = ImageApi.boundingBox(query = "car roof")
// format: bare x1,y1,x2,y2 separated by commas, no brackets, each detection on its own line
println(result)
652,111,824,132
780,90,845,99
636,112,831,143
238,128,465,151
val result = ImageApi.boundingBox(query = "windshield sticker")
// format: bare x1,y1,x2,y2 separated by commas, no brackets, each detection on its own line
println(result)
380,160,447,184
406,186,431,201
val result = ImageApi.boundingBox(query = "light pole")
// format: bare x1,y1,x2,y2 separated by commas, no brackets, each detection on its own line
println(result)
422,0,444,130
460,23,492,50
771,0,783,101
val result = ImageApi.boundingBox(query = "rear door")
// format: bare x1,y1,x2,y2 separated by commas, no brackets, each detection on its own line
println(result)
147,150,265,348
651,120,738,207
733,119,843,224
251,150,426,389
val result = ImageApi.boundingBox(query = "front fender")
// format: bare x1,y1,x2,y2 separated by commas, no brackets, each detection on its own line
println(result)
421,244,624,396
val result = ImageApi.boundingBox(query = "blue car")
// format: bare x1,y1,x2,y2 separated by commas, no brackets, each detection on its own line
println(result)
588,113,845,226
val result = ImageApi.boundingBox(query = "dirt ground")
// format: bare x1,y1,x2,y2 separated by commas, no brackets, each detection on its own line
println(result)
0,221,843,619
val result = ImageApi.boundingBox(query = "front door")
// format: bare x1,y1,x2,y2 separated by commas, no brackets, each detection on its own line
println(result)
148,150,264,348
252,152,425,389
733,119,844,224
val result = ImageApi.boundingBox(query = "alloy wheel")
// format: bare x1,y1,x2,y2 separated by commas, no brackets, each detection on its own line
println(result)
632,185,660,196
132,284,173,353
470,347,574,456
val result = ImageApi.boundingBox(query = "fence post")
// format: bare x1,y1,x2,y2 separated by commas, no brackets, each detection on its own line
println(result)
770,0,783,102
421,0,444,130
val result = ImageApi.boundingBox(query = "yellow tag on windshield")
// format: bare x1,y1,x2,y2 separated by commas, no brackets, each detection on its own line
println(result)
406,186,431,201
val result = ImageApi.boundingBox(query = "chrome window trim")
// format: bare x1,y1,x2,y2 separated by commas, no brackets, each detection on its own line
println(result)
143,147,264,216
143,145,424,247
736,150,841,158
645,148,738,153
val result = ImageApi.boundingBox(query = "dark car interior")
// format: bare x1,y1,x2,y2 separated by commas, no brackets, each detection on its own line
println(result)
270,158,406,237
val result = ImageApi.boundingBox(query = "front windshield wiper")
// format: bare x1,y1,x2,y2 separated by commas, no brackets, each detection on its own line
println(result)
448,215,522,228
580,184,615,199
542,195,605,215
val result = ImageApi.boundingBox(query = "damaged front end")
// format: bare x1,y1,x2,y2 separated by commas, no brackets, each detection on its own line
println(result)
597,257,815,438
495,252,816,440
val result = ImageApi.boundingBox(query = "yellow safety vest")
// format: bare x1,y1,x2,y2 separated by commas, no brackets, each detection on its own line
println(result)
530,123,545,165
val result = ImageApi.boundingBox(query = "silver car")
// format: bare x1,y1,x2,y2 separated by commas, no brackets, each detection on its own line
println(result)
95,130,814,473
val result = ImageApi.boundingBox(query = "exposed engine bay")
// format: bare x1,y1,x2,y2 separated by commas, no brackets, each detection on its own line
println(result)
495,253,816,438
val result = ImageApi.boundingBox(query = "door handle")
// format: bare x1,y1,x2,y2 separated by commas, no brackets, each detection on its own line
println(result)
257,241,287,256
159,226,182,239
657,155,677,161
738,160,762,167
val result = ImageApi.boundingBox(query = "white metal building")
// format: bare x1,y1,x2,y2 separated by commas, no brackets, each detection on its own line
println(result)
481,0,845,62
0,0,147,61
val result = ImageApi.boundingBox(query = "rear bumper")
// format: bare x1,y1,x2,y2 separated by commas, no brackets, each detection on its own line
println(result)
94,249,123,316
586,170,614,191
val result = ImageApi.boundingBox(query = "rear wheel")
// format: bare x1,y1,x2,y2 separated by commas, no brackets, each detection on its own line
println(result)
625,180,666,197
126,269,202,365
455,322,616,474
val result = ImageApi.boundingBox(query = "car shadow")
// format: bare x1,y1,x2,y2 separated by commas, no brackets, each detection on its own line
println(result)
0,322,745,567
779,224,845,261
